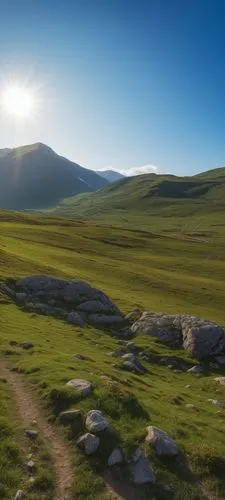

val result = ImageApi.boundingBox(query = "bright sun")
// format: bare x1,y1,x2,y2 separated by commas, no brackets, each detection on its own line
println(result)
1,86,34,117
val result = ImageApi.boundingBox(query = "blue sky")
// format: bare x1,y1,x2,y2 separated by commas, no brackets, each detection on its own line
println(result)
0,0,225,176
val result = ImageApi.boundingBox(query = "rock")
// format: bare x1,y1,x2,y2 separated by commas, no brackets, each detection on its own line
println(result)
25,429,38,439
88,314,124,327
214,377,225,386
72,353,87,360
125,308,142,323
129,450,156,484
77,300,114,313
67,312,85,327
125,341,138,352
173,369,183,373
66,379,93,397
182,320,225,360
27,460,35,470
187,365,204,374
15,292,27,302
122,361,143,374
215,356,225,365
185,404,195,409
209,362,219,370
131,312,182,345
211,400,225,408
85,410,109,433
146,426,179,457
77,433,100,454
14,491,25,500
108,350,126,357
108,448,124,466
59,409,83,425
21,342,33,350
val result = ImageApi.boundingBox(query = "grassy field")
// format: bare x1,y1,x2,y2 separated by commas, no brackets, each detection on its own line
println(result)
1,210,225,499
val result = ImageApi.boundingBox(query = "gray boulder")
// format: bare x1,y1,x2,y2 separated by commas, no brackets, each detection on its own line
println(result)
129,449,155,484
131,312,182,345
187,365,204,374
108,448,124,466
182,321,225,359
146,426,179,457
77,433,99,455
66,379,92,397
59,409,83,425
85,410,109,433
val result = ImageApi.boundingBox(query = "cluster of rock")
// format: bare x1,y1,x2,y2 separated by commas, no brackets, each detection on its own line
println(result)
2,275,225,360
1,275,129,334
131,311,225,360
60,378,179,486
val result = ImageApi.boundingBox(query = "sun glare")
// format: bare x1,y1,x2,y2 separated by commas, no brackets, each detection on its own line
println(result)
1,86,34,118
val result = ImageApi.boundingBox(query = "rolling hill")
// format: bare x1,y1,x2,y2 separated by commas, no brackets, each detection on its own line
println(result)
0,143,108,210
56,169,225,218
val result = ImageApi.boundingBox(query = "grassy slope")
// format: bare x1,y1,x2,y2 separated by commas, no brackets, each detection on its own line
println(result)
54,168,225,219
0,212,225,499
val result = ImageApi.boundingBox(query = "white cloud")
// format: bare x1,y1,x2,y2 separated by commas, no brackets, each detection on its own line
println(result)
96,164,159,177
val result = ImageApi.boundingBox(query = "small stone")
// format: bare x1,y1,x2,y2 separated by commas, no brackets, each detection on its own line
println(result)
214,377,225,386
27,453,33,460
25,429,38,439
28,477,35,486
72,353,87,360
22,342,33,350
86,410,109,433
187,365,204,374
77,433,100,455
173,369,183,373
14,491,25,500
185,385,191,388
66,379,93,397
108,448,124,466
27,460,35,470
185,404,195,409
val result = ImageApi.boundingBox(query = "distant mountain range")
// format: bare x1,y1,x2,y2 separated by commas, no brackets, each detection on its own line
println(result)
96,170,125,183
0,143,108,209
56,168,225,218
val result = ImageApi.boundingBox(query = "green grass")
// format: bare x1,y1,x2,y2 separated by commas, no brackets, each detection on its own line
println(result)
0,211,225,498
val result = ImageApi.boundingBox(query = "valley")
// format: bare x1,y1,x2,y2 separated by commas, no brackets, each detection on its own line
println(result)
0,210,225,499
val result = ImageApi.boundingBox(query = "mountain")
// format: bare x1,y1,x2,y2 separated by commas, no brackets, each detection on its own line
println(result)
56,168,225,217
0,143,108,210
96,169,125,183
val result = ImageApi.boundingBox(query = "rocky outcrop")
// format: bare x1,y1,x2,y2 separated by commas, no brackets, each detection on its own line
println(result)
131,312,225,359
1,275,125,332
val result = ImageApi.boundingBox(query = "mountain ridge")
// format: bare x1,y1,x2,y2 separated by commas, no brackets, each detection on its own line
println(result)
0,142,108,210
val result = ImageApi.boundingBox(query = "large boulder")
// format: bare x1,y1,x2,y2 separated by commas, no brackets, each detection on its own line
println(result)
181,319,225,360
6,275,123,329
85,410,110,433
131,312,182,345
146,426,179,457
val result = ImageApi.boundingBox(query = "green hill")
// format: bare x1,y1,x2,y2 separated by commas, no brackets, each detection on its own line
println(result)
0,143,108,210
55,168,225,218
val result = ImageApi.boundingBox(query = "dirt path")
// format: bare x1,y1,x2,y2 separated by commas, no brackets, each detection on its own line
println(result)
0,359,74,500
